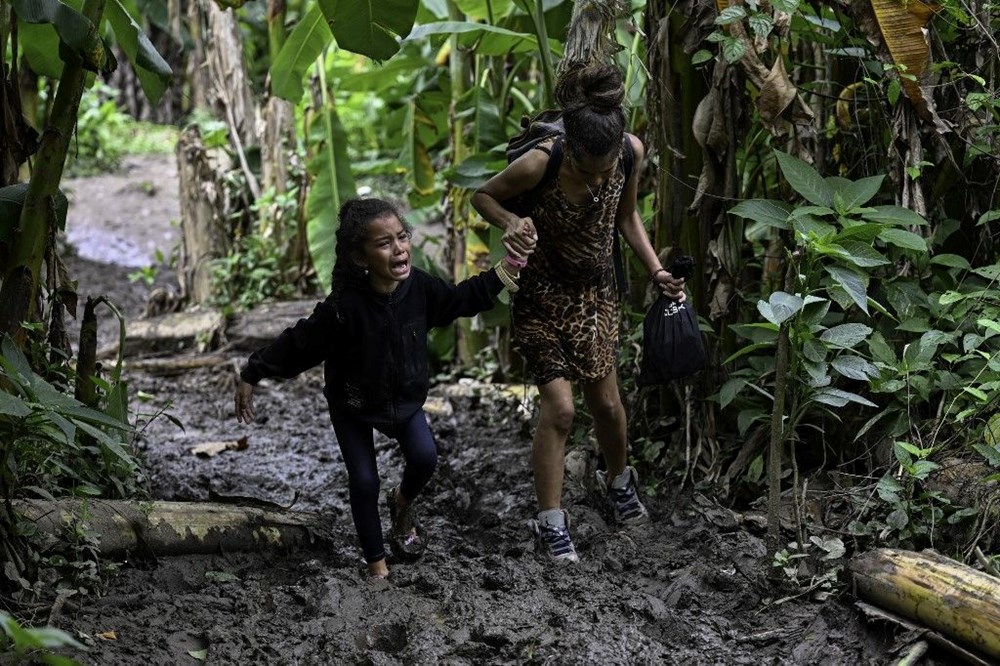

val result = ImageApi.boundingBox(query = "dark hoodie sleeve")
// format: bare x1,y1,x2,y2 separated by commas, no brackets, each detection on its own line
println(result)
424,268,504,329
239,297,339,384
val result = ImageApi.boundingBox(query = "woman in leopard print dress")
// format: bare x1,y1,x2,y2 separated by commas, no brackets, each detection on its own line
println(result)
472,64,686,562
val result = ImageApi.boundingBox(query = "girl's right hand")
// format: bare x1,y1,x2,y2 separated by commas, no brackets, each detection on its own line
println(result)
503,217,537,259
235,381,255,423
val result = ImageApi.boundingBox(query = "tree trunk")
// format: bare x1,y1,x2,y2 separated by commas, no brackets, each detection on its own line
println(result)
14,499,334,558
0,0,108,339
176,127,234,304
851,548,1000,661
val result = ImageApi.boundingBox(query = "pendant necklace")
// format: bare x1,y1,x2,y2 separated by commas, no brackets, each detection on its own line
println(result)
585,182,600,204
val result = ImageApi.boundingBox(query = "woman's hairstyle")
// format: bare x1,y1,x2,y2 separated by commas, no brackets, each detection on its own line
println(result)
554,64,626,159
330,198,411,304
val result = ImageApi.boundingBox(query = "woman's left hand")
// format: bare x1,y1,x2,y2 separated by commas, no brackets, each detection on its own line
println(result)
653,270,687,302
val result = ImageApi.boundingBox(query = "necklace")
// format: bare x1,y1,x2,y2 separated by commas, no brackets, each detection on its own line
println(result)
585,182,600,204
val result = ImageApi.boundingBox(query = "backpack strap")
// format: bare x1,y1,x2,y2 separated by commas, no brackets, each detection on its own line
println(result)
611,136,637,299
520,137,563,212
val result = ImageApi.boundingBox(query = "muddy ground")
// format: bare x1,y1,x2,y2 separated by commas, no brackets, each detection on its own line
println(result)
42,155,912,664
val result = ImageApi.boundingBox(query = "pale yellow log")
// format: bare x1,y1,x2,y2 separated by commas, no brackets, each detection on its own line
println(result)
15,499,333,557
850,548,1000,660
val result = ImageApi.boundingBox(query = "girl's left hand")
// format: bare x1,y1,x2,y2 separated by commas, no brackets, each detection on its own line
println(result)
235,381,256,423
653,270,687,302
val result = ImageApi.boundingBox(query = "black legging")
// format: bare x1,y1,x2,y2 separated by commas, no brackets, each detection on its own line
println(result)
331,409,438,563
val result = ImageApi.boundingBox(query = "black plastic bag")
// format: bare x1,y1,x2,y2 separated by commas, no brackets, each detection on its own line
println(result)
637,257,705,386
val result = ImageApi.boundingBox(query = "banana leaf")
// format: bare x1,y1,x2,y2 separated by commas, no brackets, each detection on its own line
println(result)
305,106,356,293
271,3,333,102
105,0,172,103
11,0,114,74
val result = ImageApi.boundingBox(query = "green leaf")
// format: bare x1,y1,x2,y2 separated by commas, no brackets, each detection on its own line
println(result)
878,228,928,252
792,215,836,240
977,210,1000,227
306,105,356,293
11,0,112,73
758,292,804,326
692,49,713,65
832,223,884,244
729,199,792,229
868,331,896,364
719,378,746,408
825,266,869,313
405,21,543,55
803,339,827,363
833,175,883,211
775,150,833,207
864,205,928,226
270,5,333,102
833,240,890,268
16,21,64,77
715,6,747,25
748,12,773,38
771,0,800,11
0,184,69,237
813,387,877,408
0,390,32,418
328,0,419,61
721,35,748,63
820,323,873,348
832,355,879,380
400,99,435,195
105,0,172,103
929,254,971,269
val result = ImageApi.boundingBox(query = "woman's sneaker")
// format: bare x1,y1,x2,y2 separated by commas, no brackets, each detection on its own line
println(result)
386,486,425,561
595,466,650,525
528,509,580,563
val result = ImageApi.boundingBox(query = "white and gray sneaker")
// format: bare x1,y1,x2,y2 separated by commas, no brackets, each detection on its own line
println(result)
596,466,650,525
528,509,580,563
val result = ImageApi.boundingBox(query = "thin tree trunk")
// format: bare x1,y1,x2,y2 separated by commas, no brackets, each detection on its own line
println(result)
0,0,108,338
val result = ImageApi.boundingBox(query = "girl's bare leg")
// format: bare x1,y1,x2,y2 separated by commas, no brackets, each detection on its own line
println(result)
532,378,575,510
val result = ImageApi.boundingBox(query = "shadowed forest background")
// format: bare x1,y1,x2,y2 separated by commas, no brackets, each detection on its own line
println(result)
1,0,1000,663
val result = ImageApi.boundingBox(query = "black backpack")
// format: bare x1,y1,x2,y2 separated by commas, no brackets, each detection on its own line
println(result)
501,110,635,294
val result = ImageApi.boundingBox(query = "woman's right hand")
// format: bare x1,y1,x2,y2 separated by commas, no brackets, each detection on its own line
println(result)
235,381,255,423
503,217,537,259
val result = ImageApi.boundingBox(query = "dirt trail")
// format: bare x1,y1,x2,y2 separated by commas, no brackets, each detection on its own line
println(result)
52,155,899,664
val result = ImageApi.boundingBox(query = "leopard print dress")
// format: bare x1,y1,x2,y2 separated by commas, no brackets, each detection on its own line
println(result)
511,142,628,386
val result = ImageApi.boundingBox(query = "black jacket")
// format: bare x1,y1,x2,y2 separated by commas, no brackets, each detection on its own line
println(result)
240,267,503,428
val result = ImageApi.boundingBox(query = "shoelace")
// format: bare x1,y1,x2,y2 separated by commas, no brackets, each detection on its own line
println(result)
611,484,644,518
540,524,575,556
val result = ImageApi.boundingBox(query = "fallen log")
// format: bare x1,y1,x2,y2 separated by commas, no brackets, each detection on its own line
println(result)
850,548,1000,661
15,499,333,558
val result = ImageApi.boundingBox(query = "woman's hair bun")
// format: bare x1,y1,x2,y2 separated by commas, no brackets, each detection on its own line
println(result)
555,64,624,112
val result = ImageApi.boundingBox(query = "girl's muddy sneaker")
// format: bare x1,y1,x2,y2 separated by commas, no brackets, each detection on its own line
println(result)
529,509,580,563
595,466,650,525
387,486,425,561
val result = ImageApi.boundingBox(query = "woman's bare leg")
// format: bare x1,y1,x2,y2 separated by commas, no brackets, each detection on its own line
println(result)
582,369,627,479
533,378,575,510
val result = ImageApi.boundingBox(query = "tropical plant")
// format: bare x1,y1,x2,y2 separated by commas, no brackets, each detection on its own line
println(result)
725,150,1000,552
0,611,85,666
0,0,172,339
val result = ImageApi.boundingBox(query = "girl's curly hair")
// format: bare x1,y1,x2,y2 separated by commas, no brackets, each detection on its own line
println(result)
329,198,412,305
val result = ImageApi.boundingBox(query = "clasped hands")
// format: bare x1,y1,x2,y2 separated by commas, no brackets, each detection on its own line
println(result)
502,217,537,261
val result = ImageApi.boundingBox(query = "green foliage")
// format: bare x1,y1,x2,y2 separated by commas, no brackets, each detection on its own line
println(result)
0,612,85,666
63,83,179,177
210,221,299,312
725,150,1000,550
0,337,141,500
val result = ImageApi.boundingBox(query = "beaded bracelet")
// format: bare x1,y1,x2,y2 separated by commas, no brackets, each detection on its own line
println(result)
495,261,520,293
650,267,668,283
504,254,528,269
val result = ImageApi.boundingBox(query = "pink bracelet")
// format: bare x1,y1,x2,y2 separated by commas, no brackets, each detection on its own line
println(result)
504,254,528,269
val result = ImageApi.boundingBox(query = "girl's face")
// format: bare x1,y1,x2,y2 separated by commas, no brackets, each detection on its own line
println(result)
567,147,618,189
357,213,412,293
